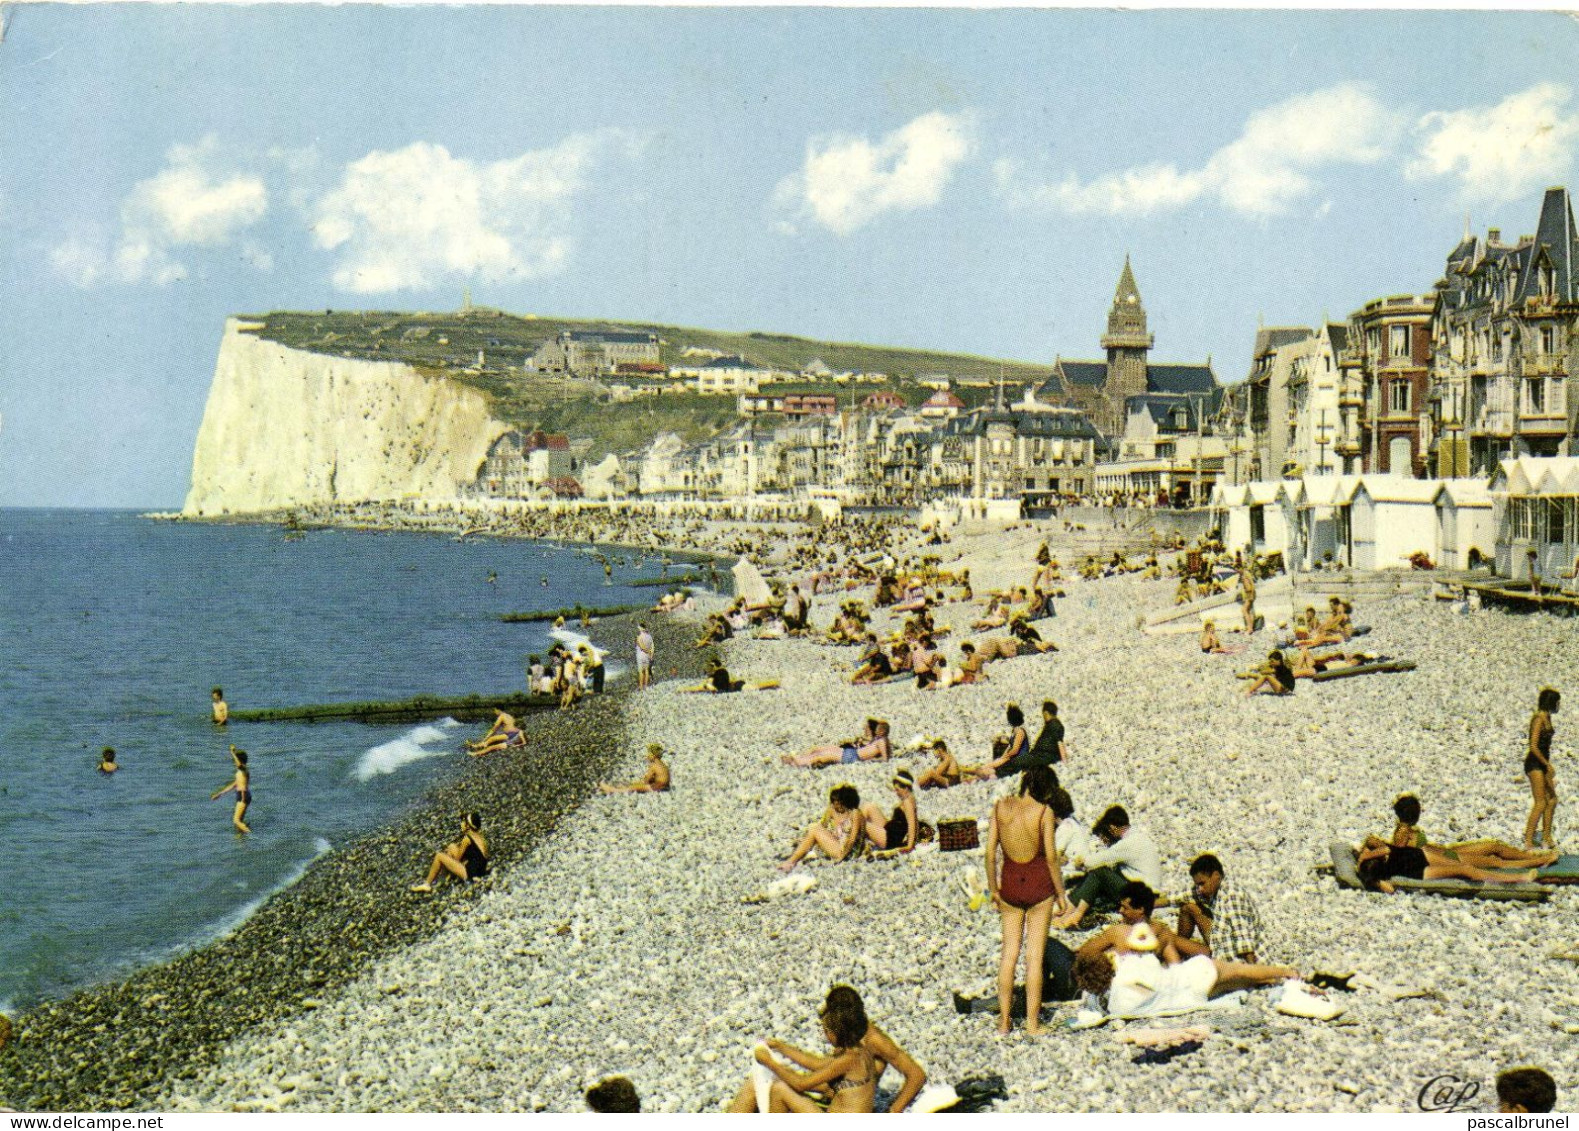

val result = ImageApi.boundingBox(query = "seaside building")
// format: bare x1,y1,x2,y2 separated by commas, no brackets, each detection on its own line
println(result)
476,429,576,497
1430,187,1579,476
1345,294,1434,476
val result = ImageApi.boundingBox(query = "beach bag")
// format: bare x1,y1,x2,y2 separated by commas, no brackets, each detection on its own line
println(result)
938,819,979,852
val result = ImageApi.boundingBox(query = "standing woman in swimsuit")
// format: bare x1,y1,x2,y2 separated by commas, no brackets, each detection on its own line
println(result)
986,765,1067,1034
211,745,251,833
1525,687,1561,851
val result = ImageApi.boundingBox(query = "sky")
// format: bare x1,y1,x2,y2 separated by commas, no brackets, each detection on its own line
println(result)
3,6,1579,508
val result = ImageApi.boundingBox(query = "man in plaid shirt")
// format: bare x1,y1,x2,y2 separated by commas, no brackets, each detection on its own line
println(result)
1177,854,1263,963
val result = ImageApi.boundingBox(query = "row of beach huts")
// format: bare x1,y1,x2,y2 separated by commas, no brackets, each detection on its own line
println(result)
1212,456,1579,585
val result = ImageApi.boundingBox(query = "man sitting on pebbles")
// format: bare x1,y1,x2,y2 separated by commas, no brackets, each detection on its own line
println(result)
600,743,671,794
1175,854,1263,963
1054,806,1162,929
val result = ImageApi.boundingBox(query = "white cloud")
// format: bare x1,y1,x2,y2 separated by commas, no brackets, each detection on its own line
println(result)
1407,83,1579,205
52,136,268,287
774,111,973,236
311,133,637,294
999,83,1399,219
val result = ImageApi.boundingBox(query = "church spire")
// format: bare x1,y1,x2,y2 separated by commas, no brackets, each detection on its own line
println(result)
1101,255,1153,353
1112,254,1143,309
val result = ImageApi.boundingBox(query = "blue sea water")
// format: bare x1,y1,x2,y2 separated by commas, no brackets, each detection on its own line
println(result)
0,510,698,1013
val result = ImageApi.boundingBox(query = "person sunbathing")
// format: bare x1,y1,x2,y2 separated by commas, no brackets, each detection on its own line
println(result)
600,743,671,794
411,812,489,892
1305,597,1351,646
779,785,866,871
1073,937,1300,1019
1244,651,1295,696
785,719,887,767
955,642,989,685
909,636,942,689
1175,577,1197,606
852,643,897,685
976,635,1021,663
726,993,879,1113
1384,798,1553,867
1199,620,1232,655
1009,618,1058,653
467,710,523,756
1076,882,1205,967
725,986,927,1114
972,597,1010,632
1289,645,1378,678
860,770,920,853
1355,836,1547,893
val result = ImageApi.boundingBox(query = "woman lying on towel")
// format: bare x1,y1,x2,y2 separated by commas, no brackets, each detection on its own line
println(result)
1356,836,1552,893
784,719,890,767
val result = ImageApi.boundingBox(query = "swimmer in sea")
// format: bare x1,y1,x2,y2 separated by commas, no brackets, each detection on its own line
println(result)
211,745,251,833
211,687,229,726
486,570,497,585
98,747,118,774
541,576,550,587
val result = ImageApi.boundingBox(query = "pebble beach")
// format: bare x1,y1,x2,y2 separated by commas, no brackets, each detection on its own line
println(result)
5,517,1578,1113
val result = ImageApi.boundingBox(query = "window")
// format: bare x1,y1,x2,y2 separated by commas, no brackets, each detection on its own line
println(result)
1367,328,1380,356
1390,380,1412,414
1542,326,1557,355
1527,377,1547,414
1550,499,1568,546
1512,498,1531,541
1390,325,1411,360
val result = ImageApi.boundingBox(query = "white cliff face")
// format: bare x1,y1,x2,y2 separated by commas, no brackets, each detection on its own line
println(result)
183,320,507,516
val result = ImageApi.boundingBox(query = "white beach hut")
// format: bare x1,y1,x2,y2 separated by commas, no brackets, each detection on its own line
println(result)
1433,478,1496,570
1293,475,1361,571
1213,481,1291,559
1349,477,1442,571
1491,457,1579,583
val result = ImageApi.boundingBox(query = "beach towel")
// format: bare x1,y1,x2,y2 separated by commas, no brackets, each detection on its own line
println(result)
1328,841,1551,903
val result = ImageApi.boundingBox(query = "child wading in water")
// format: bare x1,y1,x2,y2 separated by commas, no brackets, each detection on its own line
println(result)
211,745,251,833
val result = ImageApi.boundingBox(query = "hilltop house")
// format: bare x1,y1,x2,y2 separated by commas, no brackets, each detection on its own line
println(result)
532,329,660,376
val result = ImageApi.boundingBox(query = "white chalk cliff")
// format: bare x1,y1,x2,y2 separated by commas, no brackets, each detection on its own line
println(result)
183,319,507,515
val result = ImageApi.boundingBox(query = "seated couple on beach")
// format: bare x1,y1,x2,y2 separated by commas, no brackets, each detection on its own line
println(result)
851,637,910,685
778,774,922,870
1072,895,1300,1019
726,985,928,1112
785,719,890,767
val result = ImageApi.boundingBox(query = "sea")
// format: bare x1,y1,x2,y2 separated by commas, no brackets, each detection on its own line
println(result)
0,509,707,1015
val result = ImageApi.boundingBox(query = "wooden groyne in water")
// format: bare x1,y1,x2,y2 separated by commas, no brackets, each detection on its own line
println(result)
231,692,552,725
501,603,649,623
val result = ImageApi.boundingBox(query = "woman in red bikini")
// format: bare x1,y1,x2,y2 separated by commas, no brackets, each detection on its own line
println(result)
985,765,1068,1034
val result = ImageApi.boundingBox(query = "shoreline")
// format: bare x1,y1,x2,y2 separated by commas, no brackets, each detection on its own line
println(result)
0,610,707,1112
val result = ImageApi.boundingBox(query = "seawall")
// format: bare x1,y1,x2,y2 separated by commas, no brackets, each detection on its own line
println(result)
182,320,507,516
